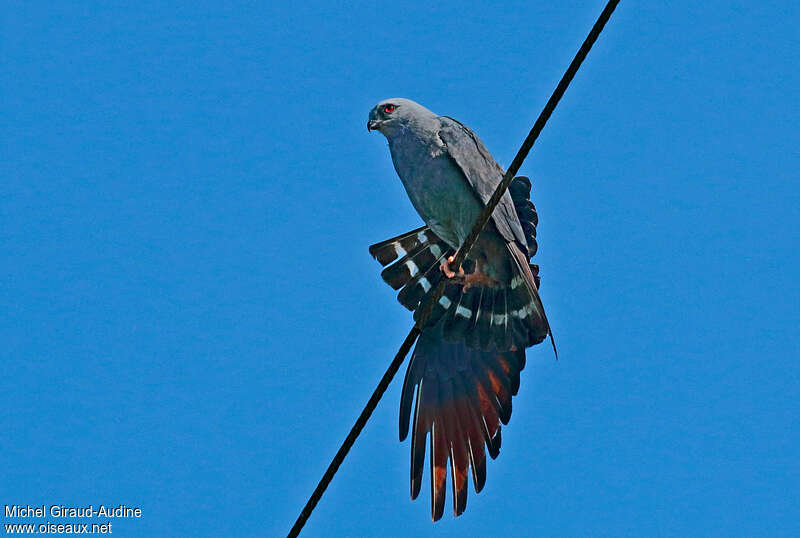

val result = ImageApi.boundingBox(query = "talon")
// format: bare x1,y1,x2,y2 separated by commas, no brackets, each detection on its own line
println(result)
440,255,464,279
440,261,453,278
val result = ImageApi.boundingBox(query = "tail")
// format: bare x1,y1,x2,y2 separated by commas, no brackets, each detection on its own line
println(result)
399,329,526,520
369,228,549,352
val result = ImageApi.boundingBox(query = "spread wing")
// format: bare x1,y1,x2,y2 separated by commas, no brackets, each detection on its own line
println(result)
437,116,529,252
399,330,526,520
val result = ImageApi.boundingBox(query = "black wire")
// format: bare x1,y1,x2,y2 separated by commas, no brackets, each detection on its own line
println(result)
287,328,421,538
288,2,620,535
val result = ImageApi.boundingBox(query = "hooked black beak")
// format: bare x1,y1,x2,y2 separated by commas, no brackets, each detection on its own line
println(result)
367,119,381,132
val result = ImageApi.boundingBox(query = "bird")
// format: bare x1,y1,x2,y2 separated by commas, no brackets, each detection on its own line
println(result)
367,98,555,521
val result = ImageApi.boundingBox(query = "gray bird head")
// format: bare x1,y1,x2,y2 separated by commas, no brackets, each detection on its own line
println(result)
367,98,438,138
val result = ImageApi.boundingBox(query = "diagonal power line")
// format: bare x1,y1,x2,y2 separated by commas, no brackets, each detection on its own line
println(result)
288,1,621,535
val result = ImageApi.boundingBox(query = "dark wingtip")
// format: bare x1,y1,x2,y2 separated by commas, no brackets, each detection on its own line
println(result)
432,487,445,522
549,328,558,360
472,453,487,493
411,477,422,500
499,400,512,425
430,423,447,522
509,175,532,199
487,429,501,459
367,243,379,259
454,486,467,517
399,370,420,442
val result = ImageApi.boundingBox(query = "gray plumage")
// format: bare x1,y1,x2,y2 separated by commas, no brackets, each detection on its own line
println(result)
367,97,553,521
368,99,527,254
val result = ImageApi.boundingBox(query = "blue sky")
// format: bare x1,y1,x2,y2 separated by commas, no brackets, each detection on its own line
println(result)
2,1,798,536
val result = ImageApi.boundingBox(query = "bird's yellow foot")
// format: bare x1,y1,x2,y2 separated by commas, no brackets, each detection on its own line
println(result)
440,256,465,279
440,256,497,291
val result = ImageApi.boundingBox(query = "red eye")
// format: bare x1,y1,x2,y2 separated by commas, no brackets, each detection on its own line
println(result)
383,104,395,114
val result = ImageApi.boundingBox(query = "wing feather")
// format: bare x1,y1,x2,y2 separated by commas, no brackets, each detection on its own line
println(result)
438,116,528,251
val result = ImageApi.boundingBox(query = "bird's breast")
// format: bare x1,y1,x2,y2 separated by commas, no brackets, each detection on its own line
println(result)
388,136,482,249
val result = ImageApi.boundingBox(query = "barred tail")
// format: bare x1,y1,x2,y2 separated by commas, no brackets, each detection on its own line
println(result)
370,229,549,352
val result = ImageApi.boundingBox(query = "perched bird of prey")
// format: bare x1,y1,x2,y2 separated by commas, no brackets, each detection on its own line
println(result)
367,98,555,521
